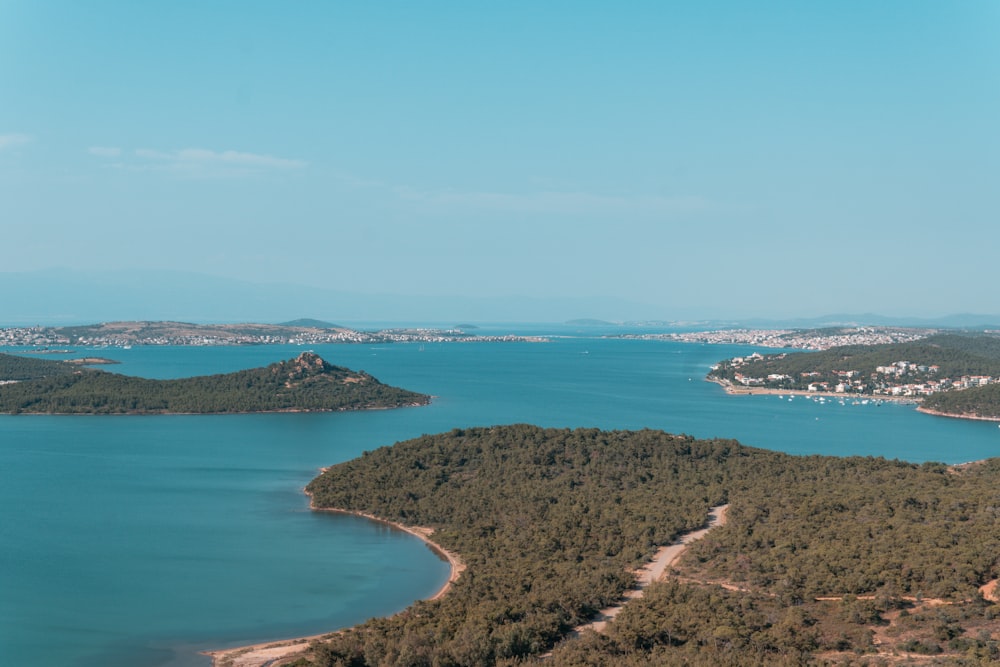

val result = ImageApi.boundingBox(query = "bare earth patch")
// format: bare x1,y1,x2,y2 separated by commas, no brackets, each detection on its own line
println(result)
981,579,1000,603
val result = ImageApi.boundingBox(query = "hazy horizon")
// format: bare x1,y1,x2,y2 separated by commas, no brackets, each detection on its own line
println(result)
2,3,998,320
2,267,1000,329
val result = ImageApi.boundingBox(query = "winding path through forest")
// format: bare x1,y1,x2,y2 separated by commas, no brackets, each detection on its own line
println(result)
208,505,730,665
576,504,729,634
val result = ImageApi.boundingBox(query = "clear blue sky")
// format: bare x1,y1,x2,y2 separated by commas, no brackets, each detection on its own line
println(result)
2,2,998,320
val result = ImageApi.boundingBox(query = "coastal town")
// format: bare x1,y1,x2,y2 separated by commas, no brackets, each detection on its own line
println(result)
616,326,932,350
0,322,545,348
713,351,999,399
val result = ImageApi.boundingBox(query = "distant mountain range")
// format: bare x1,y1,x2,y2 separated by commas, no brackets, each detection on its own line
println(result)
570,314,1000,330
668,314,1000,330
2,269,998,329
0,269,653,325
278,318,343,329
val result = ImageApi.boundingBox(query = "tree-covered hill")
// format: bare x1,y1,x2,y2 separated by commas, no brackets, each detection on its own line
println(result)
716,334,1000,379
0,352,428,414
921,384,1000,420
0,352,79,381
300,425,1000,666
709,333,1000,393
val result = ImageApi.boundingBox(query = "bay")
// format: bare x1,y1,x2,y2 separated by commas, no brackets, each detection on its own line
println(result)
2,332,999,666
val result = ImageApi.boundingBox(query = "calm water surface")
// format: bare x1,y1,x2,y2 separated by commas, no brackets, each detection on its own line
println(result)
2,333,999,666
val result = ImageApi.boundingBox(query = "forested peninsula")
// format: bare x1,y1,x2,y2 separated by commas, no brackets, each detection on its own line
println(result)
0,351,428,414
709,333,1000,420
289,425,1000,666
920,384,1000,421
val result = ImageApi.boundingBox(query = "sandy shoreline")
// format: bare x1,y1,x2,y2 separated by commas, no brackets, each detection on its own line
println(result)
204,503,731,664
712,378,1000,422
202,501,464,667
310,507,466,601
916,406,1000,422
708,377,920,403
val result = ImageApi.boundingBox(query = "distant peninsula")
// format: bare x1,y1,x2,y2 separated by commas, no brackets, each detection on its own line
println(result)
0,320,546,347
705,332,1000,421
919,384,1000,421
0,351,429,415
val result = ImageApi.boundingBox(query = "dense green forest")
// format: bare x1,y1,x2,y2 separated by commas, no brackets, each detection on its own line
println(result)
0,352,428,414
0,352,79,381
709,334,1000,393
299,426,1000,666
922,384,1000,420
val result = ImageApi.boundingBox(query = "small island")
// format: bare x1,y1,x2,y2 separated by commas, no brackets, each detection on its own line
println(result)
0,351,428,414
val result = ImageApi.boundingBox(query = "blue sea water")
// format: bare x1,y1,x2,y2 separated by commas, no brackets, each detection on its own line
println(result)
2,332,999,666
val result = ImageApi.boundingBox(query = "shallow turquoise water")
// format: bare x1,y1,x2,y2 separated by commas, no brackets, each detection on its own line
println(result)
2,334,998,666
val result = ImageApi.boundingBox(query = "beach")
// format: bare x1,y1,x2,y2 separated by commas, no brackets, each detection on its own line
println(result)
916,406,1000,422
203,505,464,667
709,377,920,403
311,508,466,602
206,502,730,664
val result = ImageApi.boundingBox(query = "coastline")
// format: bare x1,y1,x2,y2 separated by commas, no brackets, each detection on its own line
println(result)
712,377,1000,423
707,377,920,403
916,406,1000,422
309,507,466,602
0,400,430,417
203,498,464,667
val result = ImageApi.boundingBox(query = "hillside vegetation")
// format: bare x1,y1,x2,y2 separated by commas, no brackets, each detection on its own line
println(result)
301,425,1000,666
922,384,1000,420
0,352,78,381
711,334,1000,383
0,352,428,414
709,335,1000,413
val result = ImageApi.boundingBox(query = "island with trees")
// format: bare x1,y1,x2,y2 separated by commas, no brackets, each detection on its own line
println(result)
227,425,1000,666
0,351,428,414
707,333,1000,420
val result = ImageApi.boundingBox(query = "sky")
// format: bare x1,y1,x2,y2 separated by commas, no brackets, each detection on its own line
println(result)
1,2,998,321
